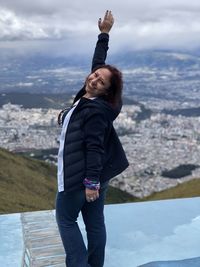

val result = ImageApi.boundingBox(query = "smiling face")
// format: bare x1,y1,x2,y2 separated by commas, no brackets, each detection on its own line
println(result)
84,68,112,98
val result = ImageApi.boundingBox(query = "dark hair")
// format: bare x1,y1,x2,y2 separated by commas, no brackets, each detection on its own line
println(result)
93,64,123,108
72,64,123,108
58,64,123,125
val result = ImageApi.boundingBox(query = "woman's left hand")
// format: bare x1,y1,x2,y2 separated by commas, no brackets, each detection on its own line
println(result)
85,188,99,202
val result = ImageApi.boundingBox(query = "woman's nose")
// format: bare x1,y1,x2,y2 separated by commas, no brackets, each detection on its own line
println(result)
91,78,98,85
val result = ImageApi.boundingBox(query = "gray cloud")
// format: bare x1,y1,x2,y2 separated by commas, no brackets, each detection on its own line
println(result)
0,0,200,56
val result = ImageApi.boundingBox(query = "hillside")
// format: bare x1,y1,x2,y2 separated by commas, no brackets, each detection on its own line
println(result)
142,178,200,201
0,148,200,214
0,148,57,213
0,148,136,214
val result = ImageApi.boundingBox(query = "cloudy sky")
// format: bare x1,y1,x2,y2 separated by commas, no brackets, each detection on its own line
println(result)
1,0,200,57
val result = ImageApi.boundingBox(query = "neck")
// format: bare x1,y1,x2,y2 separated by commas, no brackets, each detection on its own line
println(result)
83,93,93,99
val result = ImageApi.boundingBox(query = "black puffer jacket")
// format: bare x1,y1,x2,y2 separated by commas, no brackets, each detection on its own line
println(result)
62,33,129,192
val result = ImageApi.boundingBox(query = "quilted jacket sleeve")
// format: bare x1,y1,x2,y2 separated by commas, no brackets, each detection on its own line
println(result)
91,33,109,71
83,110,108,182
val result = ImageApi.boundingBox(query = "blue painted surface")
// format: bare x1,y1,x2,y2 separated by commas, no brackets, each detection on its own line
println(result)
1,197,200,267
138,256,200,267
104,197,200,267
0,213,23,267
79,197,200,267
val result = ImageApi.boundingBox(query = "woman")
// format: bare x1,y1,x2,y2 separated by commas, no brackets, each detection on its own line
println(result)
56,10,129,267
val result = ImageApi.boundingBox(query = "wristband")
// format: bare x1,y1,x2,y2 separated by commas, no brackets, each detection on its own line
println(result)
83,178,100,190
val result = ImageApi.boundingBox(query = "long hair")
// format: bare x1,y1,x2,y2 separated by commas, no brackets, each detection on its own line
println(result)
58,64,123,125
92,64,123,108
73,64,123,108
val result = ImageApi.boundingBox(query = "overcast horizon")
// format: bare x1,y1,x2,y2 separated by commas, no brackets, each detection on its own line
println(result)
1,0,200,57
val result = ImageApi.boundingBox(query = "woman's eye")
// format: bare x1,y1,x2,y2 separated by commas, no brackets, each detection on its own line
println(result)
98,78,104,85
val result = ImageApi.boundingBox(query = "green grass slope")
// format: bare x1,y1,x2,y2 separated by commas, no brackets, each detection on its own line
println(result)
0,148,57,214
0,148,135,214
142,178,200,201
0,148,199,214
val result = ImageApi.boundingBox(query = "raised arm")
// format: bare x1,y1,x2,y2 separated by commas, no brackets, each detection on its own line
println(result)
73,11,114,104
91,10,114,71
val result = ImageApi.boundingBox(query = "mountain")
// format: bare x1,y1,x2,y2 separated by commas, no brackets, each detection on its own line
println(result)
111,50,200,70
0,92,73,109
0,147,57,213
0,50,200,94
0,148,200,214
0,148,136,214
1,49,200,70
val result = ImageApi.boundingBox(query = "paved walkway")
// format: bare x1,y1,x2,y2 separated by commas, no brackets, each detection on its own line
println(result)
21,210,65,267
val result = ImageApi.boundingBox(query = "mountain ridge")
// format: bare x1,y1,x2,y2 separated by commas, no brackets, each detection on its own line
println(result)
0,147,200,214
0,147,136,213
1,49,200,70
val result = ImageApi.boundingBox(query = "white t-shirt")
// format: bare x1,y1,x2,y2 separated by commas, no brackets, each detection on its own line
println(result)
57,100,80,192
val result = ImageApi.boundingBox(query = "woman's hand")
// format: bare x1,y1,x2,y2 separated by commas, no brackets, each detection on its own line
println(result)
98,10,114,34
85,188,99,202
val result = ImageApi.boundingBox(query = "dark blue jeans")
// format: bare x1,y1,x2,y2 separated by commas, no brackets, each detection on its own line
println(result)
56,182,108,267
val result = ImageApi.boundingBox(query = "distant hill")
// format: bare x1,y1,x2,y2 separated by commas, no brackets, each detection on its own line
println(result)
0,92,138,109
162,107,200,117
0,148,136,214
0,92,73,109
112,50,200,70
1,50,200,94
1,50,200,71
0,148,200,214
142,178,200,201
